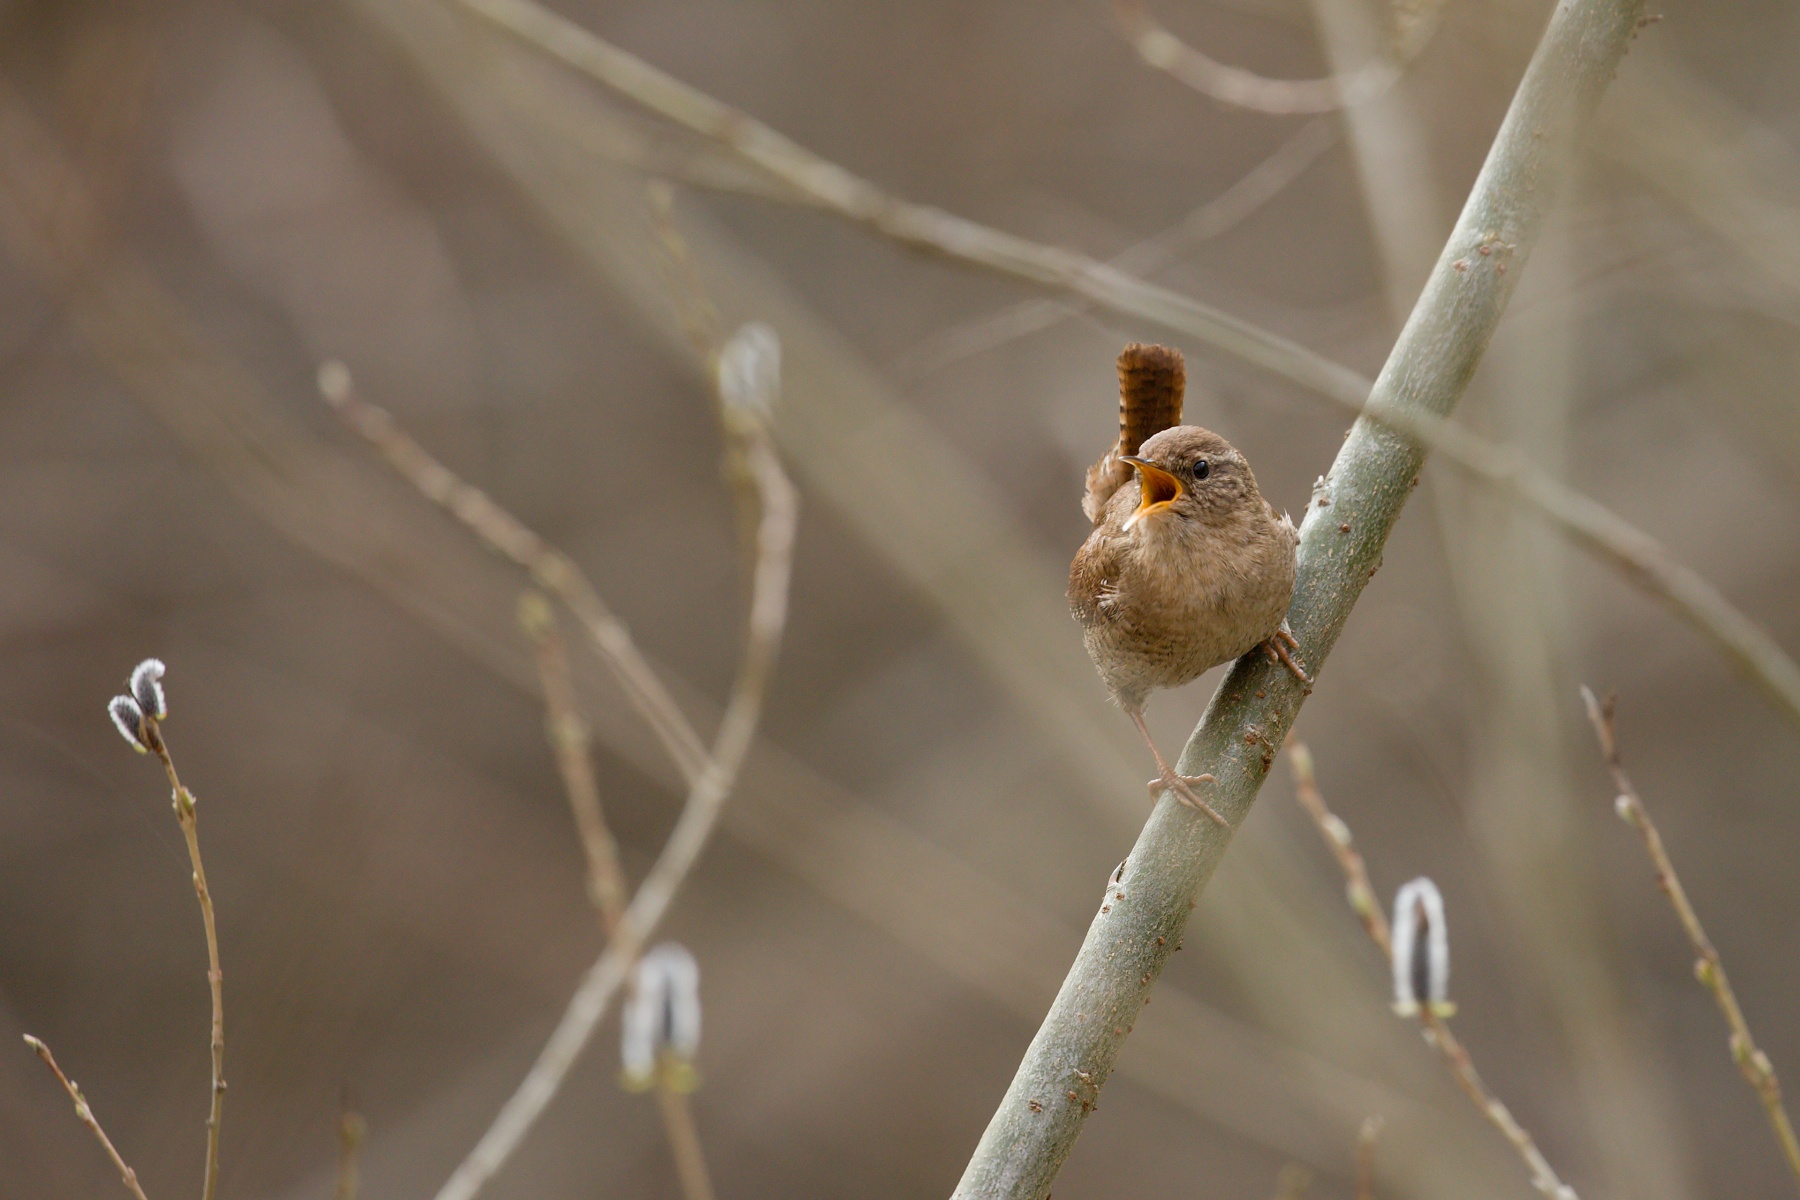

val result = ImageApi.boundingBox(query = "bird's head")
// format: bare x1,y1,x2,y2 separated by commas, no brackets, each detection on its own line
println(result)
1119,426,1256,532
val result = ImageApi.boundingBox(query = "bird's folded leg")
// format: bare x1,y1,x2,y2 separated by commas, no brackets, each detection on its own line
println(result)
1262,620,1312,685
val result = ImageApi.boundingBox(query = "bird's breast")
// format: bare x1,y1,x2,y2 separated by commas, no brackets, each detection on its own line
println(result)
1073,515,1296,702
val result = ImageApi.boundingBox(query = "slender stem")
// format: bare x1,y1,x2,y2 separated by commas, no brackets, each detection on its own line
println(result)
321,367,710,782
1113,0,1406,114
521,592,631,927
431,416,798,1200
1580,689,1800,1190
332,1109,367,1200
450,0,1800,745
447,0,1370,405
949,0,1644,1191
646,180,723,366
1370,400,1800,732
21,1035,151,1200
1290,744,1578,1200
645,185,761,575
521,589,721,1200
143,722,224,1200
1270,1164,1312,1200
325,328,796,1200
1354,1115,1381,1200
1417,1010,1574,1200
892,117,1338,380
655,1080,720,1200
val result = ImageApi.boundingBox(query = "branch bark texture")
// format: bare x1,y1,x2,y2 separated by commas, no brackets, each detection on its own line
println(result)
951,2,1649,1196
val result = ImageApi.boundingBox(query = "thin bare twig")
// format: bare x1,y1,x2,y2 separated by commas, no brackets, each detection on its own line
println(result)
20,1036,150,1200
318,364,710,782
1114,0,1399,114
138,718,225,1200
520,592,632,925
449,0,1800,742
654,1081,719,1200
1289,743,1577,1200
421,341,797,1199
520,589,719,1200
1354,1115,1382,1200
647,184,763,578
646,180,723,366
434,427,796,1200
321,332,792,1200
1400,412,1800,735
1270,1163,1312,1200
451,0,1371,401
890,117,1338,380
1580,688,1800,1190
332,1108,367,1200
509,197,730,1189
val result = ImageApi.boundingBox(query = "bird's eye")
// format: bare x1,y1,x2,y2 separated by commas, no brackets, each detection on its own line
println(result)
1192,459,1211,480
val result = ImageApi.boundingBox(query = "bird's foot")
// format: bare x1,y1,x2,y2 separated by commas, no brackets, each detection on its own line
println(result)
1126,708,1230,827
1148,772,1229,827
1263,623,1313,686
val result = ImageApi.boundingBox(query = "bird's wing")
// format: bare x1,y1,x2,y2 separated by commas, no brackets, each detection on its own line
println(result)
1082,454,1131,525
1069,528,1127,628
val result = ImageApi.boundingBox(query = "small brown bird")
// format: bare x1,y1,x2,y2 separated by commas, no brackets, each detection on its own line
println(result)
1070,344,1306,825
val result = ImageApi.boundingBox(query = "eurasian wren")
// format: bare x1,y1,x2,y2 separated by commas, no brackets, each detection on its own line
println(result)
1069,343,1306,825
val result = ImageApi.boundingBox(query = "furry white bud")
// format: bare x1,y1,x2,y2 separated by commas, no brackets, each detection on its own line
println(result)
129,659,167,720
108,696,148,753
717,323,780,419
317,359,354,408
1391,877,1453,1017
621,943,702,1092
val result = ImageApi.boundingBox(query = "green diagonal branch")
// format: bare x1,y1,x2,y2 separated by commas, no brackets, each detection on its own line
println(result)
950,1,1649,1196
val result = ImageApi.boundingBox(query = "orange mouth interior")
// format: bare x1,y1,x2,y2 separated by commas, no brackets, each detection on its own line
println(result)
1122,457,1183,529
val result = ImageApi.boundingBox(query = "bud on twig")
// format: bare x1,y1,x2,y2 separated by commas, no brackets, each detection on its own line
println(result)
317,359,354,408
1391,877,1454,1017
716,323,780,421
621,943,702,1093
129,658,168,720
108,695,149,753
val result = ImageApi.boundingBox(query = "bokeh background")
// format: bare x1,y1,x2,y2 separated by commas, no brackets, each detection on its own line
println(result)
1,0,1797,1197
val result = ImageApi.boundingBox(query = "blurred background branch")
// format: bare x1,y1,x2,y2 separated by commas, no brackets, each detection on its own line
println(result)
1583,689,1800,1189
1307,0,1696,1189
332,1107,366,1200
888,116,1341,380
520,591,715,1200
1112,0,1419,115
1290,744,1577,1199
320,341,799,1200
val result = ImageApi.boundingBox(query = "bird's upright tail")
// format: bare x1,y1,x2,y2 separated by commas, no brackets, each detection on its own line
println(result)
1083,343,1187,524
1117,342,1185,455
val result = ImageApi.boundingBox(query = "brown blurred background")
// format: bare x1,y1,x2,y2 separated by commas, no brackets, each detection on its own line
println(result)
1,0,1797,1197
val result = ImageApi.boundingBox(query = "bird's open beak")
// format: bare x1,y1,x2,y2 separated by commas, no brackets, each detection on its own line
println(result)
1121,456,1184,530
